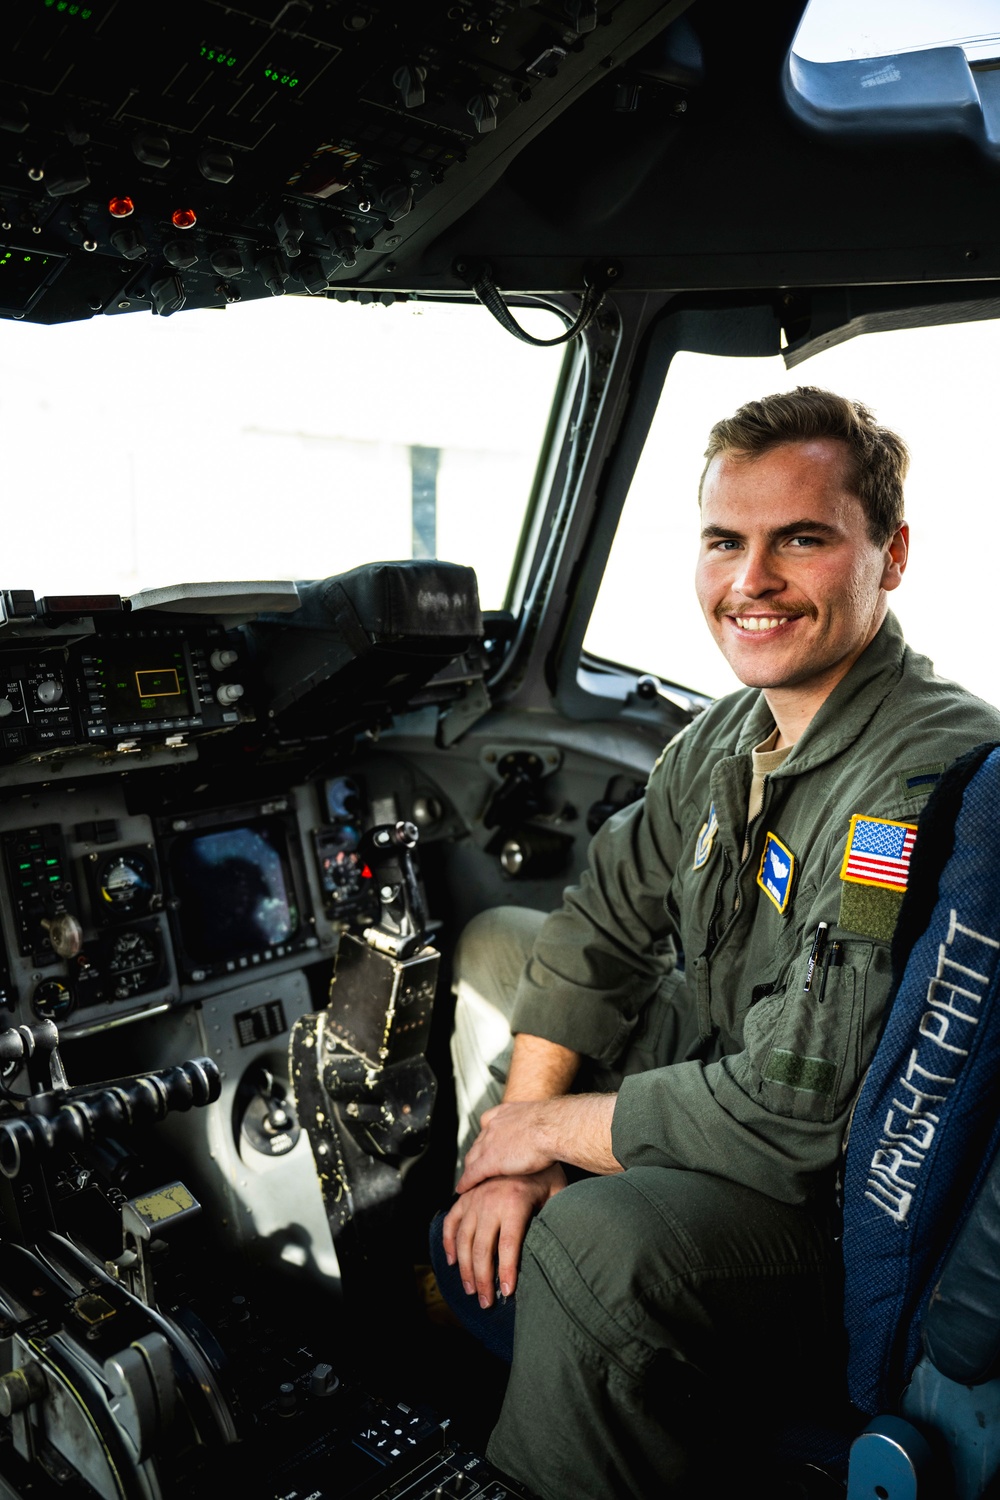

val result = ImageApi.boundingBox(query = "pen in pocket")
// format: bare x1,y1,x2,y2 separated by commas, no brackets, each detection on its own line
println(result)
816,940,843,1004
803,921,829,993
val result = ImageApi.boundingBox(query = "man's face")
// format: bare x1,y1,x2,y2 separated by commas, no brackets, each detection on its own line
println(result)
695,438,907,704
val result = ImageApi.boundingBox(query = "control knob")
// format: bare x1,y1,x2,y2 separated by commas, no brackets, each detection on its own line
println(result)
36,678,63,706
381,182,414,220
216,683,244,706
210,648,238,672
0,698,13,718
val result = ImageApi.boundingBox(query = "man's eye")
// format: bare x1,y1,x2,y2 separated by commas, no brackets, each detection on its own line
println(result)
788,535,822,548
711,539,740,552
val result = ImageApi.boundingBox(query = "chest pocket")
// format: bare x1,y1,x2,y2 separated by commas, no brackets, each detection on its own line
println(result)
741,937,891,1124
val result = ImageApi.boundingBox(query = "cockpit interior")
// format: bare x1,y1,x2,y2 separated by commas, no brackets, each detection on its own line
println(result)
0,1,999,1496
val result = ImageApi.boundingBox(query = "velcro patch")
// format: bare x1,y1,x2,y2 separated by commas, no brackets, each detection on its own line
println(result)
757,831,794,913
763,1049,836,1096
839,882,903,944
841,814,917,893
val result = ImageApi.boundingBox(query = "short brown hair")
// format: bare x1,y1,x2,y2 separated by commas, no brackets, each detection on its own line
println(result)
699,386,909,546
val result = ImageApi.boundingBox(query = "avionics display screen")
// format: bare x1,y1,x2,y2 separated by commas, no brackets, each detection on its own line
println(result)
168,819,300,964
91,638,195,723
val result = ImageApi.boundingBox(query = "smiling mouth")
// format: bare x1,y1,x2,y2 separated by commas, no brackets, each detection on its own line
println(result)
725,614,803,633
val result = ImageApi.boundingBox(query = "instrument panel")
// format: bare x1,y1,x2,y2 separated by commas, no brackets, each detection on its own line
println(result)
0,618,252,761
0,771,380,1041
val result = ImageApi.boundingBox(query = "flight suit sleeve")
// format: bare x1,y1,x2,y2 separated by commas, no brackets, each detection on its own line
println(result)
509,740,687,1066
611,818,902,1205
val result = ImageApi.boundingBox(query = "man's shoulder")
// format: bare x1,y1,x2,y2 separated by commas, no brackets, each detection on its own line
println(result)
889,644,1000,743
650,685,756,779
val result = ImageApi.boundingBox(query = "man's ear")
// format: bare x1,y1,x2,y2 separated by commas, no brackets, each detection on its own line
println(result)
881,522,908,593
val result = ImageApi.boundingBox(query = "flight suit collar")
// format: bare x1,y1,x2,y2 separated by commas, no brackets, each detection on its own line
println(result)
733,611,906,774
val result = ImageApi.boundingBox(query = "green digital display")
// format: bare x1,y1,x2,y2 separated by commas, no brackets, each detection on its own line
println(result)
43,1,93,16
96,645,194,724
200,46,237,66
0,253,49,269
0,251,57,313
264,67,299,88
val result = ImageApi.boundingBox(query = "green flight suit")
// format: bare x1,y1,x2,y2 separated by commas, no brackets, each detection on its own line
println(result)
488,614,1000,1498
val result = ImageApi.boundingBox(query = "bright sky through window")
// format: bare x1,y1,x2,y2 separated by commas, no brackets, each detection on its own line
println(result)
794,0,1000,65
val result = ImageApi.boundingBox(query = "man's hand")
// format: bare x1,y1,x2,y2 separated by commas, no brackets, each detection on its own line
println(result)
457,1094,621,1193
442,1165,568,1307
456,1100,557,1190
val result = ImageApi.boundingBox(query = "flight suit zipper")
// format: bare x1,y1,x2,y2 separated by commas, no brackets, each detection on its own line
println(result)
707,774,771,956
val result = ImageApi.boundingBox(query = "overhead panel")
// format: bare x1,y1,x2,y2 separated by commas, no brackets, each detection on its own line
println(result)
0,0,684,323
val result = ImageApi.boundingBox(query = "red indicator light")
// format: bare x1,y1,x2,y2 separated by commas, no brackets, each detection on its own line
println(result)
108,195,135,218
171,207,197,229
361,865,373,880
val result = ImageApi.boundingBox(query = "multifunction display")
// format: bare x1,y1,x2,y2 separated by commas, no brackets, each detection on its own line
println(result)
81,636,196,731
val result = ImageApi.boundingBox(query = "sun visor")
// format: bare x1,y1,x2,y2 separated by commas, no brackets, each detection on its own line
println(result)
783,45,1000,164
248,560,483,731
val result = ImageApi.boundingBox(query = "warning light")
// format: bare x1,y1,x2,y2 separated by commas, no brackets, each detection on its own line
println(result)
108,196,135,218
171,207,197,229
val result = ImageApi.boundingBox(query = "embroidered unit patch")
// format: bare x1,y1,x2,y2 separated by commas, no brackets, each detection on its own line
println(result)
757,831,794,913
841,814,917,892
693,802,718,870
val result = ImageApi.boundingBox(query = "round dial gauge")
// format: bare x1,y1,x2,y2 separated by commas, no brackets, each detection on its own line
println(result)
106,928,162,998
32,978,74,1021
96,852,156,917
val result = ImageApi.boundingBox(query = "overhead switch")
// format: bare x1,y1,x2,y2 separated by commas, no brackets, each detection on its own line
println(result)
44,153,90,197
466,91,499,133
210,245,244,277
163,238,199,269
110,226,146,259
296,256,330,294
381,182,414,220
275,208,304,257
150,273,186,316
132,131,171,169
0,100,28,134
256,252,288,296
564,0,597,30
197,149,235,184
392,64,427,109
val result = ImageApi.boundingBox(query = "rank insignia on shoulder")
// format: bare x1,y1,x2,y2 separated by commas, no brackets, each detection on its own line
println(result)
757,832,794,913
693,802,719,870
840,814,917,892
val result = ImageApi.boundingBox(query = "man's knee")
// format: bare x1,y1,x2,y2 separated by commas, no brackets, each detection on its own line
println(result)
522,1167,843,1381
453,905,546,1017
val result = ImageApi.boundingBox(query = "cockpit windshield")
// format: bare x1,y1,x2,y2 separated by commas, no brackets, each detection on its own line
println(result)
3,297,565,609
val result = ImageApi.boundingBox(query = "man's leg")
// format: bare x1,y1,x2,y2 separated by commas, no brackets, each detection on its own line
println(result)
451,905,546,1174
487,1167,843,1499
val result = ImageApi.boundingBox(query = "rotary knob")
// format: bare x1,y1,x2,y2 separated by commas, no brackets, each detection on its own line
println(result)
36,678,63,706
210,648,238,671
217,683,244,706
0,698,13,718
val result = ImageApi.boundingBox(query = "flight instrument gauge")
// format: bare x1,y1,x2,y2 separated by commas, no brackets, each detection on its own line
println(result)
92,850,158,922
104,927,163,999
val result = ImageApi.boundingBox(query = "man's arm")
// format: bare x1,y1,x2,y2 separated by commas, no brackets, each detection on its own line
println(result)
457,1094,621,1189
441,1032,582,1308
503,1031,580,1101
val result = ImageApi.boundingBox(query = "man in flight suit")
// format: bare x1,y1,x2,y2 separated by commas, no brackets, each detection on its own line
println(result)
439,387,1000,1498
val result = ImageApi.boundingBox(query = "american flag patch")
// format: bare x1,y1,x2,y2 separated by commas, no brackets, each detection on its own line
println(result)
840,814,917,892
